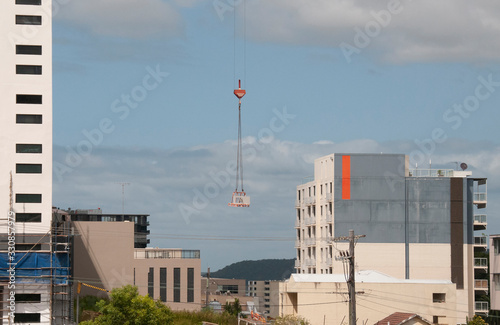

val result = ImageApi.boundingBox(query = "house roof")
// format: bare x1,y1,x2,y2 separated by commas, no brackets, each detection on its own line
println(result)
290,270,452,284
374,312,431,325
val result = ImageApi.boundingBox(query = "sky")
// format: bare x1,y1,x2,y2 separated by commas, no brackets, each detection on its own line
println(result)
51,0,500,271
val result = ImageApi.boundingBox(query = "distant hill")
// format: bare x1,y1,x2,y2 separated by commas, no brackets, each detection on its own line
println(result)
207,259,295,281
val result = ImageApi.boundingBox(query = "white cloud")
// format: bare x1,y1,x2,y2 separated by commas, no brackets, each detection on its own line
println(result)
57,0,183,39
53,138,500,270
243,0,500,63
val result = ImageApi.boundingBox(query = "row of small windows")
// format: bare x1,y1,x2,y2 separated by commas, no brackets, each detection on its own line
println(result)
16,163,42,173
16,0,42,5
17,144,42,153
17,114,42,124
16,15,41,25
17,44,42,55
17,65,42,75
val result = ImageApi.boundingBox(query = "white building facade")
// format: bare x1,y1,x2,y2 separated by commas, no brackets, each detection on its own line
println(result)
0,1,59,324
293,153,488,321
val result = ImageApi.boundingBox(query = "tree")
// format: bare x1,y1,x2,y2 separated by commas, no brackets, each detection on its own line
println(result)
274,314,311,325
223,298,242,316
79,285,173,325
467,315,487,325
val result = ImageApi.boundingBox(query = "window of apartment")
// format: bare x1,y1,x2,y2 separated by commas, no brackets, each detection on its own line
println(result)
221,285,238,294
264,287,270,291
160,268,166,302
17,94,42,104
16,164,42,174
16,244,41,251
494,274,500,291
432,293,445,303
147,267,154,298
173,268,181,302
297,190,300,200
264,293,270,297
187,268,194,302
494,239,500,255
16,65,42,75
320,185,323,195
16,213,41,222
16,114,42,124
16,45,42,55
16,194,41,203
265,299,269,302
16,0,42,5
16,15,42,25
15,294,41,303
265,304,270,308
14,313,41,323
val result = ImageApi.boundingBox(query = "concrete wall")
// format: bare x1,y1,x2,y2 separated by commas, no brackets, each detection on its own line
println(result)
280,277,464,325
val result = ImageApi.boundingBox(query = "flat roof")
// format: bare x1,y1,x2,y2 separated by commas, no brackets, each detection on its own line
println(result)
291,270,452,284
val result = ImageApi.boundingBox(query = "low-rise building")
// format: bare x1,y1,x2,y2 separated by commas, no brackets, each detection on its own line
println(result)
247,280,280,318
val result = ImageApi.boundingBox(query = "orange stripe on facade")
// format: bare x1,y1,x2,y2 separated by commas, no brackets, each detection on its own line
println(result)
342,155,351,200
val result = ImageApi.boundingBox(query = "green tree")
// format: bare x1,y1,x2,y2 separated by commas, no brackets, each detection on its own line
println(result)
274,314,311,325
467,315,487,325
80,285,173,325
223,298,242,317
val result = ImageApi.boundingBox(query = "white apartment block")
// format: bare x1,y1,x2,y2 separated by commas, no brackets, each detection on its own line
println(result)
293,153,488,321
0,1,65,324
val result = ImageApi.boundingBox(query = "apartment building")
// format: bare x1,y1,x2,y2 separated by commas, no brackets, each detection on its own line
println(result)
294,153,487,321
0,1,70,324
247,280,280,318
489,235,500,311
73,220,201,315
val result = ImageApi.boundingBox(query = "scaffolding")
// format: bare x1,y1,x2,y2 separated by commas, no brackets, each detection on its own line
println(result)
0,211,73,324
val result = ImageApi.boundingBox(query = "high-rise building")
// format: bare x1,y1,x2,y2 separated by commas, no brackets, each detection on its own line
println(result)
294,153,487,320
0,2,70,324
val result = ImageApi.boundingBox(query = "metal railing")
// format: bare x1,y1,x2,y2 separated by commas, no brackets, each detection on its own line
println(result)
295,240,302,247
295,219,301,227
305,238,316,246
326,193,333,202
474,192,487,202
475,236,487,245
325,213,332,223
134,249,200,259
305,217,315,226
305,259,315,266
474,258,488,268
305,197,316,205
409,169,454,177
474,214,487,224
474,279,488,289
295,200,301,207
475,301,489,312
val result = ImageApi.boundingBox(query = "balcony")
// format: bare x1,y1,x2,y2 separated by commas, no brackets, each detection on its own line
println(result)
305,238,316,246
305,217,315,226
295,219,301,228
305,197,316,206
474,279,488,292
326,193,333,202
295,200,301,207
475,301,489,313
295,240,302,248
295,259,300,268
474,192,487,208
474,214,487,231
305,259,315,266
325,213,332,223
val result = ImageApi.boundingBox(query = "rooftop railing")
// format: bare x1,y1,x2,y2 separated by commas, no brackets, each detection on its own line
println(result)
134,249,200,259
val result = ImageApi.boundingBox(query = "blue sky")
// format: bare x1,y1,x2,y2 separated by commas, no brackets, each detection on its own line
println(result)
52,0,500,271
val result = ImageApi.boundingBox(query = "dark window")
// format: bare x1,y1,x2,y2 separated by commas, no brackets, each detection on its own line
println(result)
16,194,41,203
17,94,42,104
16,213,41,222
265,293,270,297
433,293,446,303
16,0,42,4
17,114,42,124
16,244,41,251
16,164,42,174
174,268,180,302
221,285,238,294
14,313,41,323
15,294,41,303
16,45,42,55
16,15,41,25
160,268,166,302
148,267,154,298
16,144,42,153
16,65,42,75
187,268,194,303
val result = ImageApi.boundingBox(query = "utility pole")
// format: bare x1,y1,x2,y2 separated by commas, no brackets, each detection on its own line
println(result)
332,229,365,325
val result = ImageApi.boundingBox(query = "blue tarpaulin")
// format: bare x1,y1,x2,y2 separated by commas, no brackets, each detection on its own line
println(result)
0,252,69,284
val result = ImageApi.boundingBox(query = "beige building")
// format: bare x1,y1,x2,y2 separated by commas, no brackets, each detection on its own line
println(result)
247,280,280,318
294,153,488,319
73,221,201,312
280,272,461,325
489,235,500,311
